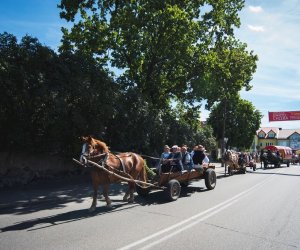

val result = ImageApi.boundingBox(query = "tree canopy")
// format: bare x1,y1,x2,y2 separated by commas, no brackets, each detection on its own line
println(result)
58,0,250,109
207,96,262,149
0,32,116,153
0,0,261,157
0,32,216,156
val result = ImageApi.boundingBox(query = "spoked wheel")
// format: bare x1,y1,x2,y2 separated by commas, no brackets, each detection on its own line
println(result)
165,179,181,201
205,169,216,190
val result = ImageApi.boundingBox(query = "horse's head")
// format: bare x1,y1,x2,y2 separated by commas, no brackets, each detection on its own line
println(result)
79,136,110,163
79,136,93,164
223,150,232,161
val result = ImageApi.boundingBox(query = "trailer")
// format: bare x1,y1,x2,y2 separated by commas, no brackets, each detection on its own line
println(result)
136,164,216,201
261,145,293,168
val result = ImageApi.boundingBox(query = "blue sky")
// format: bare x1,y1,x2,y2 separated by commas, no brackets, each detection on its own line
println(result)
1,0,299,129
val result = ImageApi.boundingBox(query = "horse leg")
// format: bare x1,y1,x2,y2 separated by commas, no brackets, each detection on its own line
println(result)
123,182,135,203
89,187,98,212
123,189,130,202
123,183,134,202
103,184,112,208
128,182,135,203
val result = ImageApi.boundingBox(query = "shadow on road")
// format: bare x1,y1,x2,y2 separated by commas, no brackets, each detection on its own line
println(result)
0,202,139,233
0,179,219,233
0,176,131,216
1,187,199,232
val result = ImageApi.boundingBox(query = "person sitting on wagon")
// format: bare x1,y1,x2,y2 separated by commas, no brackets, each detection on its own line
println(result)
192,145,206,173
181,145,194,171
161,145,183,173
158,145,171,174
160,145,170,163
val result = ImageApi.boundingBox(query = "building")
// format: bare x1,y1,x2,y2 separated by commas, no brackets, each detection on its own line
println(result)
254,127,300,151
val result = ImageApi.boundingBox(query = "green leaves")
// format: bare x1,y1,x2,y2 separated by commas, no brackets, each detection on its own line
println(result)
58,0,250,109
0,32,115,154
208,97,262,149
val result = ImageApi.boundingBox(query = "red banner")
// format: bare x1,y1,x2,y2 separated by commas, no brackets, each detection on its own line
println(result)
269,111,300,121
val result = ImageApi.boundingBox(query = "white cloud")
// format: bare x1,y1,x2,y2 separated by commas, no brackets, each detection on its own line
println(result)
249,6,263,13
247,25,265,32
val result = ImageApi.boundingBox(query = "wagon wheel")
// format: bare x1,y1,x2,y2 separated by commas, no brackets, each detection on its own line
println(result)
165,179,181,201
136,185,150,197
205,169,216,190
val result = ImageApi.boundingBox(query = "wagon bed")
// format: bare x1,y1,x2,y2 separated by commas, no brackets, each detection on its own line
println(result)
136,164,217,201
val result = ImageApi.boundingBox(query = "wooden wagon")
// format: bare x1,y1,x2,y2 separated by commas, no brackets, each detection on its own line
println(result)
136,164,217,201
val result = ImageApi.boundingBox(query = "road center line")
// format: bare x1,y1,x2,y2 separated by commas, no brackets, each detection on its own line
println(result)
118,169,282,250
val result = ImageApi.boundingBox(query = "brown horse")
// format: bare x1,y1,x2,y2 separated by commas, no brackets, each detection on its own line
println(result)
223,150,239,175
80,136,147,212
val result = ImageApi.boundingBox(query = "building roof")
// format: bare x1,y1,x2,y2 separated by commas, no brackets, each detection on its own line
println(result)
257,127,280,138
278,130,300,139
257,127,300,139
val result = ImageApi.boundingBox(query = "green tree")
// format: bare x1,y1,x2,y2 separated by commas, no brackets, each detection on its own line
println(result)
58,0,247,109
0,33,59,150
58,0,253,156
207,97,262,149
0,32,117,154
193,38,258,108
192,37,258,159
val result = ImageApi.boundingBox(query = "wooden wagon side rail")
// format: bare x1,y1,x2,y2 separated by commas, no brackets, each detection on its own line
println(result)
159,164,214,186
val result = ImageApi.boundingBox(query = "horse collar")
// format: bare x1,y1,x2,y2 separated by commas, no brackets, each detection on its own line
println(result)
98,153,109,166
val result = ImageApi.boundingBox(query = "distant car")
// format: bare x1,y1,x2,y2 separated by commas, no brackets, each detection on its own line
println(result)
261,145,292,168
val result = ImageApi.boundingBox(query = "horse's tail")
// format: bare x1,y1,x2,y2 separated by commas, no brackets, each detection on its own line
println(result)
140,156,148,184
134,154,147,187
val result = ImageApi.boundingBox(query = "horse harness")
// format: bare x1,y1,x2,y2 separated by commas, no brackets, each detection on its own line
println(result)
87,151,136,181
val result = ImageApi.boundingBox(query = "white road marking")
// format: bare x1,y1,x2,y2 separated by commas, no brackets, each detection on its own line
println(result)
141,200,239,250
118,168,283,250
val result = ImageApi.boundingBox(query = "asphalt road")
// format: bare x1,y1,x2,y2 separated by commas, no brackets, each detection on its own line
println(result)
1,165,300,250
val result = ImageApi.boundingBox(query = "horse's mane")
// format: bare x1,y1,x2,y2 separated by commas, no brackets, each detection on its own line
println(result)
81,136,110,153
92,138,110,153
